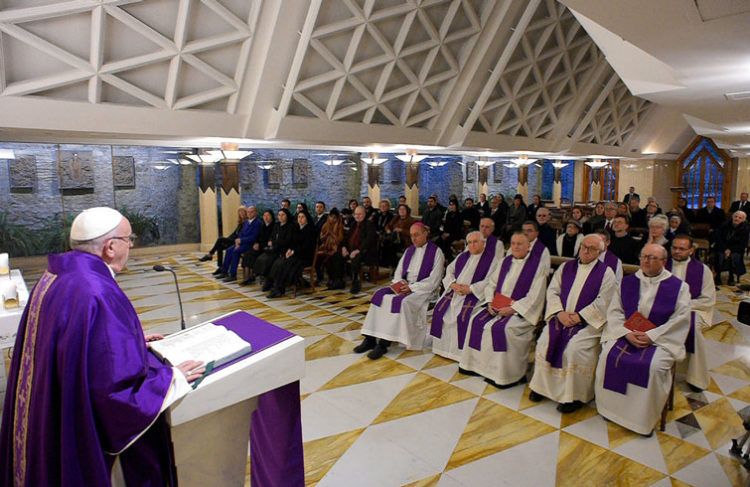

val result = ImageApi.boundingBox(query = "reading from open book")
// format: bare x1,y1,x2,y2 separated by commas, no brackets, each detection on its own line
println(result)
149,323,252,368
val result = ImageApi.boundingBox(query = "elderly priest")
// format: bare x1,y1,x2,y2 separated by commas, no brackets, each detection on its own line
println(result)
667,235,714,392
0,207,204,487
529,234,617,413
459,231,549,387
357,222,444,359
430,231,499,361
594,243,691,436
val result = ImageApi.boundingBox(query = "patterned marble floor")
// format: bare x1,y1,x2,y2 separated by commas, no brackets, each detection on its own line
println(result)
15,253,750,486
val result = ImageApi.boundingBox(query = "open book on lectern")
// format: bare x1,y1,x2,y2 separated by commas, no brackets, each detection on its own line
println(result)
149,322,252,368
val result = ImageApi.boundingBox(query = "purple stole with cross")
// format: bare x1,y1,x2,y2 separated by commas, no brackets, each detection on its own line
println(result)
371,241,439,313
467,242,544,352
429,237,497,347
545,260,608,368
666,258,703,354
602,273,683,394
602,250,620,275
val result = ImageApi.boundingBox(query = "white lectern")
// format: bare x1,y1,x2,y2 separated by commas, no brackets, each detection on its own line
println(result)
165,310,305,486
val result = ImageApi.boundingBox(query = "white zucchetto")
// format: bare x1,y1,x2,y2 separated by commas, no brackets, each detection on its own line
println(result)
70,207,124,241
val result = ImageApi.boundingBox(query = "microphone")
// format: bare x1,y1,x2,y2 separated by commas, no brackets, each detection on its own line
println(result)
153,265,186,330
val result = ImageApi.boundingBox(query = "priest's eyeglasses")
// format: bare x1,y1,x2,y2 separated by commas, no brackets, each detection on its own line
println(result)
638,254,664,262
111,234,137,247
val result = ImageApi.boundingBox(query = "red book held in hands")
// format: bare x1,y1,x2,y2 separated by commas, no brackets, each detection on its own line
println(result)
391,280,408,294
492,293,513,309
624,311,656,332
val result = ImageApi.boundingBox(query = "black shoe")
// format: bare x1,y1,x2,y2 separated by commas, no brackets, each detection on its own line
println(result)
262,282,273,292
458,367,479,376
350,280,361,294
199,254,212,262
215,272,227,279
267,290,284,299
241,276,256,286
485,376,526,389
222,275,236,282
529,390,544,402
687,383,704,393
213,269,224,276
557,401,583,414
353,336,377,354
367,344,388,360
729,276,736,286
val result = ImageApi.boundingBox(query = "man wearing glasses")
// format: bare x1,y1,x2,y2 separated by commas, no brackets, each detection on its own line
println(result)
529,234,617,413
667,235,714,392
594,244,691,436
0,207,204,486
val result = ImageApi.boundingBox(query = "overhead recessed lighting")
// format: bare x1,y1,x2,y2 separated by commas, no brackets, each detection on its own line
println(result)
0,149,15,159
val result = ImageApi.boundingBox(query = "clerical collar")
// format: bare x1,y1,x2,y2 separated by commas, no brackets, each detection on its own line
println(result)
106,264,116,279
578,259,596,267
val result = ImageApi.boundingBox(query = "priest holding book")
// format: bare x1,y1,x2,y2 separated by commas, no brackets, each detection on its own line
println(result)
667,235,714,392
430,231,499,361
0,207,204,487
529,234,616,413
594,243,691,436
357,222,444,359
459,231,549,388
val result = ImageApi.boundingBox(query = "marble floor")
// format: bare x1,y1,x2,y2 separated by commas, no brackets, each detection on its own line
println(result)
15,253,750,486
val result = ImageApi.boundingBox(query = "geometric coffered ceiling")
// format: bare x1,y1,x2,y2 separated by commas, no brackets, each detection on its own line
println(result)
0,0,697,157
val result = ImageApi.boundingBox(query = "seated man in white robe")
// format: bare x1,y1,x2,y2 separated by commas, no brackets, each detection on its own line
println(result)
595,230,623,282
594,243,691,436
668,235,714,392
530,234,616,413
522,220,552,273
459,231,549,387
478,217,506,258
430,231,498,361
357,222,445,359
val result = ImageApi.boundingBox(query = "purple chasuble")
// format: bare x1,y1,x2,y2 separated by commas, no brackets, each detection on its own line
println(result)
666,258,704,354
545,260,607,368
602,250,620,274
371,241,439,313
602,273,683,394
0,251,174,487
429,239,496,346
467,245,543,352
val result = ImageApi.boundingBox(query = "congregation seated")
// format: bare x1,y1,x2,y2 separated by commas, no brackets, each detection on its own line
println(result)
202,205,246,267
478,217,505,258
608,215,639,265
628,195,648,228
327,206,378,294
505,194,527,233
530,234,616,413
315,208,344,287
458,231,549,388
356,223,444,359
373,199,394,233
642,214,671,256
361,196,376,220
594,243,691,436
266,211,316,298
489,195,507,237
422,196,444,240
587,202,606,232
597,203,617,234
312,201,328,236
568,207,588,234
713,210,750,285
430,231,499,361
254,209,295,285
527,194,543,220
667,235,714,392
216,206,262,281
535,208,557,256
382,204,415,268
595,230,624,282
240,209,275,285
555,221,583,258
438,200,464,260
461,198,481,230
521,220,552,271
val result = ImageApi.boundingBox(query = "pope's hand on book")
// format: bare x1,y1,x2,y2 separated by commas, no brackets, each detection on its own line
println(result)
177,360,206,382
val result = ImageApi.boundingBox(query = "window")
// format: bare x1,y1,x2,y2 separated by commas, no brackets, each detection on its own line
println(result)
678,137,730,209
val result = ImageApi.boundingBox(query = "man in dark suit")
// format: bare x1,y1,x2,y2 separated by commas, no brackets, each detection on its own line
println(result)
361,196,377,220
313,201,328,237
461,198,481,230
422,196,444,240
340,206,379,294
526,194,543,220
477,193,491,217
623,186,639,204
730,192,750,216
608,215,639,264
535,207,557,255
695,196,726,239
714,210,750,285
627,195,647,229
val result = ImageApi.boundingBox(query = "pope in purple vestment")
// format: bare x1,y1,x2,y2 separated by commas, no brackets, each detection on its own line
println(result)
0,208,202,487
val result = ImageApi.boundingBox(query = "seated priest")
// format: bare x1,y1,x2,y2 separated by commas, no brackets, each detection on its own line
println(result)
667,235,715,392
529,234,617,413
356,223,445,359
459,231,549,388
521,220,552,272
595,230,623,282
218,206,262,282
430,232,499,361
556,221,583,258
594,243,690,436
478,217,506,258
0,208,204,486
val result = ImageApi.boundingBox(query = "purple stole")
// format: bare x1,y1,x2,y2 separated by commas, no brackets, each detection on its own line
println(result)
429,238,496,346
602,274,683,394
545,260,608,368
666,258,703,354
467,243,544,352
602,250,620,274
371,241,439,313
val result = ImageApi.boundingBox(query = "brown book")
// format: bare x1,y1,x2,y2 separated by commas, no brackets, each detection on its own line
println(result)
492,293,513,309
391,280,408,294
624,311,656,333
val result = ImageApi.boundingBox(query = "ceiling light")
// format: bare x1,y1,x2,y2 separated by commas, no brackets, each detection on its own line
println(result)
185,153,222,164
323,159,345,166
208,149,253,160
426,160,448,168
551,162,569,169
509,155,537,166
503,163,518,168
362,153,387,165
395,154,429,163
257,161,274,170
0,149,15,159
585,159,609,169
475,159,496,168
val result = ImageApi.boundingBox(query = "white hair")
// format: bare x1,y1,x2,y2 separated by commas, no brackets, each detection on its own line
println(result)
466,230,485,242
70,226,120,255
648,214,669,230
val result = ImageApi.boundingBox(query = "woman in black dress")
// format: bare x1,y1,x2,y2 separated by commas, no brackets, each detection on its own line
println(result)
267,211,317,298
256,209,294,288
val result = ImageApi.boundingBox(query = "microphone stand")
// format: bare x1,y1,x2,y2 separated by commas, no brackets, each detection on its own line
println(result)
153,265,186,330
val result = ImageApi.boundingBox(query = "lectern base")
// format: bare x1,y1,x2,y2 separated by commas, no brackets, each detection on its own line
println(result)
171,397,258,486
